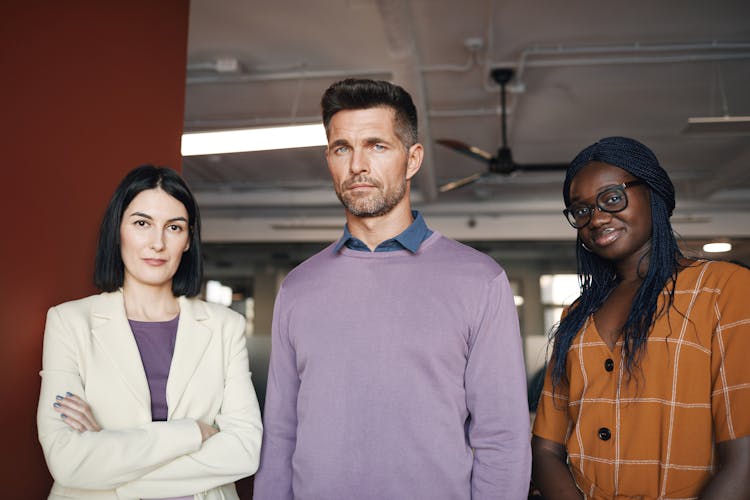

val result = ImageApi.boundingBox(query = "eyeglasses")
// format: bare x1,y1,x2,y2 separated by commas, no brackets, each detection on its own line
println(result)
563,180,645,229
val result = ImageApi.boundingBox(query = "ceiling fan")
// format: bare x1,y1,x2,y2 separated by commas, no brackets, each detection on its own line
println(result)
437,68,569,193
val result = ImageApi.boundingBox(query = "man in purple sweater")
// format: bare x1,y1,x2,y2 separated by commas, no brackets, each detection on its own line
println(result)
253,79,531,500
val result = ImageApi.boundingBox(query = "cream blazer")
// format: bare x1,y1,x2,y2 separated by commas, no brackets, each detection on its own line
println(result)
37,291,263,500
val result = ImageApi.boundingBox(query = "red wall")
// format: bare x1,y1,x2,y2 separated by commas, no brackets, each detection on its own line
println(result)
0,1,189,494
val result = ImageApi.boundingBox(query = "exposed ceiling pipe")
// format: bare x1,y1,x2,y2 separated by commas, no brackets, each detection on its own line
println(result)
479,45,750,135
185,40,750,128
187,41,750,89
420,53,476,73
419,37,484,73
510,41,750,91
186,46,480,86
187,67,392,85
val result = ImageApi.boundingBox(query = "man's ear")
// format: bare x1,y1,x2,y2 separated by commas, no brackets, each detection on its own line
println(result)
405,143,424,180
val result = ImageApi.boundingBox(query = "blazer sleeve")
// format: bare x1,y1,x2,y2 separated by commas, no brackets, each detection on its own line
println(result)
115,310,263,499
37,305,204,490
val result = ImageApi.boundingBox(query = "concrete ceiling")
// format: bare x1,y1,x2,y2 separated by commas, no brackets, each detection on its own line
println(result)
183,0,750,262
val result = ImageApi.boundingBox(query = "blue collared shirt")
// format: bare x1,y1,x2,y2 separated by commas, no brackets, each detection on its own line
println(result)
333,211,433,253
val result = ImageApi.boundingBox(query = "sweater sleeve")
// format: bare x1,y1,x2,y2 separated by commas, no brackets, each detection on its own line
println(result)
253,285,298,500
115,311,263,498
466,272,531,500
37,306,203,490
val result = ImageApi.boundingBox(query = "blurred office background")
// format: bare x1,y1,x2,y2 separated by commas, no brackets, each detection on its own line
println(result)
3,1,749,497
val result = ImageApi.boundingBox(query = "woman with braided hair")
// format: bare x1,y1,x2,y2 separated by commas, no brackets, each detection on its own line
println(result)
531,137,750,499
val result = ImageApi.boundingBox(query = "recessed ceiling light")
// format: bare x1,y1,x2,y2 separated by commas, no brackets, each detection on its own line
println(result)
702,242,732,253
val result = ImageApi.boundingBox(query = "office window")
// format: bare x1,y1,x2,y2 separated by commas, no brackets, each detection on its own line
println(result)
509,279,524,334
539,274,579,334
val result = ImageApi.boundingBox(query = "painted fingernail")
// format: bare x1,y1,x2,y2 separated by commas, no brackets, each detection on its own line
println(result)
65,392,73,397
61,414,67,419
55,395,63,401
53,402,61,408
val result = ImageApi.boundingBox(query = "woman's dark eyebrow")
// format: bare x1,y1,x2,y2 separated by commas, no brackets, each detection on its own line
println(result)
128,211,188,223
128,211,153,219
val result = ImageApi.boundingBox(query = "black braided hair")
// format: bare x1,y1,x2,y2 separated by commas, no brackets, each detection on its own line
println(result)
551,137,683,387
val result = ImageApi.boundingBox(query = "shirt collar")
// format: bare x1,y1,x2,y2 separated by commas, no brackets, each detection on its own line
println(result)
333,211,431,253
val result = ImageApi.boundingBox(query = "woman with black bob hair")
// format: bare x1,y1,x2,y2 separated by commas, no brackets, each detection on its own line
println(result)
94,165,203,297
37,165,262,500
531,137,750,499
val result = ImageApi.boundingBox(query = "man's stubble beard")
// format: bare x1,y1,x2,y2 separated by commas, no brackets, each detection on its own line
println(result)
336,175,407,217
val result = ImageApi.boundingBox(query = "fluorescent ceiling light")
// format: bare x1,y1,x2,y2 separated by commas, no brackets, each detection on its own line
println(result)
702,242,732,253
683,116,750,135
181,123,327,156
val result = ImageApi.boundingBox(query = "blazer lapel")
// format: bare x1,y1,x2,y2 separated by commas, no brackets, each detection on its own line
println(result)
166,297,213,418
90,291,151,413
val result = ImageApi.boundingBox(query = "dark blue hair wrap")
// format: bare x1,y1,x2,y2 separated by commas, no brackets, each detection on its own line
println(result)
562,136,675,217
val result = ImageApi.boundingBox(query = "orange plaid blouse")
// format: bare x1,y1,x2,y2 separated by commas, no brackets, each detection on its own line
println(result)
533,260,750,499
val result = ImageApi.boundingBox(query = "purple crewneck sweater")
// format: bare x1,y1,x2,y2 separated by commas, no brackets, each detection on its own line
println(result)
254,232,531,500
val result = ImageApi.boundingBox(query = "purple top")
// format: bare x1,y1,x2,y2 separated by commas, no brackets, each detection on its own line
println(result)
130,315,192,500
129,315,179,421
254,232,531,500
